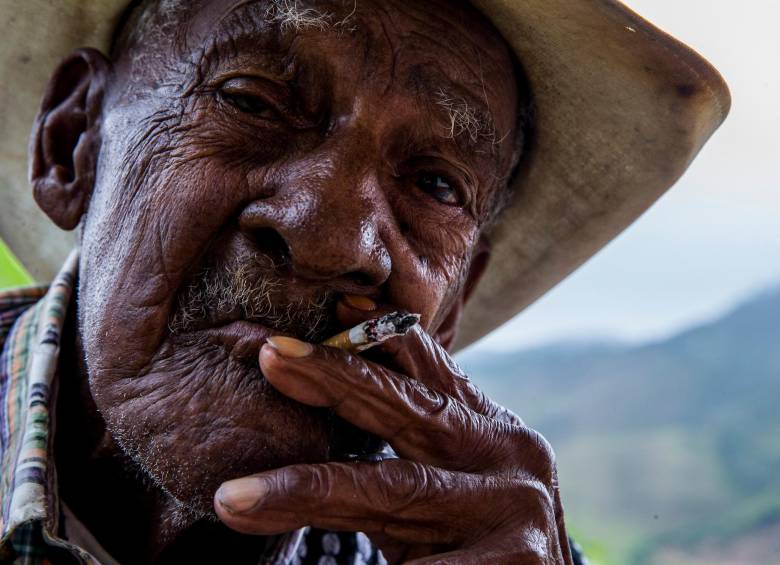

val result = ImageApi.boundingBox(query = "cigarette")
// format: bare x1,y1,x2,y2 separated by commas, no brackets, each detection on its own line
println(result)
322,311,421,353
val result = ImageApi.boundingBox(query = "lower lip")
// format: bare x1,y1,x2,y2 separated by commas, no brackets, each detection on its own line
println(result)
204,320,283,364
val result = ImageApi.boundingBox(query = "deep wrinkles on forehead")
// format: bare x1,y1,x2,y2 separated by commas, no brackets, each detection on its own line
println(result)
116,0,513,149
341,0,510,157
204,1,510,159
367,0,511,143
116,0,514,139
198,5,291,77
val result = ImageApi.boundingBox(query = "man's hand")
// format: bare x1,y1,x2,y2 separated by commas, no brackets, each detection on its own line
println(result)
214,326,572,564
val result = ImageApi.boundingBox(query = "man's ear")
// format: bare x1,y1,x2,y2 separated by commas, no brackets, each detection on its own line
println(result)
434,235,492,351
30,48,111,230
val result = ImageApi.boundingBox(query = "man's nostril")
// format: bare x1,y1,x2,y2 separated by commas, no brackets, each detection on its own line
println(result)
248,228,291,265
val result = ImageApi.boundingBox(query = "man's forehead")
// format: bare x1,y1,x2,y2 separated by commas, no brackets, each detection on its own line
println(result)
184,0,516,155
207,0,514,90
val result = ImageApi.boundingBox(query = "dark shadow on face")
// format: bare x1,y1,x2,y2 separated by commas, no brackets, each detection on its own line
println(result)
61,0,521,516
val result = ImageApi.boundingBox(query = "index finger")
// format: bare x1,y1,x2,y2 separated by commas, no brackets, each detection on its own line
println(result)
371,325,523,426
259,340,508,471
328,299,521,425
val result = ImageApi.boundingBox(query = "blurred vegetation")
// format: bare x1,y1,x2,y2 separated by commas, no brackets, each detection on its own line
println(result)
0,239,33,288
458,286,780,564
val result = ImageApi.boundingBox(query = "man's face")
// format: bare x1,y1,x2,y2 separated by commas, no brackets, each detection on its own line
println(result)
76,0,519,515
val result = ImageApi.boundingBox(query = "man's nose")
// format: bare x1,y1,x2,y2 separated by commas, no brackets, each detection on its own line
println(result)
237,149,393,291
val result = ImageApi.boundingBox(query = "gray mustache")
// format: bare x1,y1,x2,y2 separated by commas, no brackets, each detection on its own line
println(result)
168,252,336,341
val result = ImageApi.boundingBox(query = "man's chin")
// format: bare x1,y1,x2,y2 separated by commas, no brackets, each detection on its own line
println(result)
96,338,333,519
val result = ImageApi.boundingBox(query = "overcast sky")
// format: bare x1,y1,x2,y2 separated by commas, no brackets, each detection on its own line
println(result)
467,0,780,352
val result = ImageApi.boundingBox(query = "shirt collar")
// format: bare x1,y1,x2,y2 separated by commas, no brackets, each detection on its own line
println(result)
0,249,84,560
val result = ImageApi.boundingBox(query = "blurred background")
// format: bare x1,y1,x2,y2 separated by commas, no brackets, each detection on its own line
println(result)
0,1,776,564
458,1,780,563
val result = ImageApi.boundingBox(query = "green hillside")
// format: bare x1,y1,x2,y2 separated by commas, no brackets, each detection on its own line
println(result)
457,287,780,564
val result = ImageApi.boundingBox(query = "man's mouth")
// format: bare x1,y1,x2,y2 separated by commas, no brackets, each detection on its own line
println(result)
167,247,338,348
167,253,340,365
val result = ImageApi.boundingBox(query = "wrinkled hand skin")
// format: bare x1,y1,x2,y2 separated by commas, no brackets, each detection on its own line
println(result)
215,320,573,564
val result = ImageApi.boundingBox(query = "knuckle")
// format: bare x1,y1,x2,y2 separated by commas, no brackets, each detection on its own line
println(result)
344,351,370,379
319,343,349,367
509,532,558,565
414,382,452,419
354,357,374,380
323,346,377,383
509,427,556,483
397,387,464,448
503,480,565,564
466,382,491,411
331,357,380,407
396,385,505,471
460,381,522,424
439,347,467,379
530,430,556,469
281,465,332,508
492,403,524,426
376,461,438,513
511,479,557,527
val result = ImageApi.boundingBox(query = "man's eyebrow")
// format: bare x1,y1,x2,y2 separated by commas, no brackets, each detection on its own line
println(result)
195,9,293,83
402,63,500,154
202,1,347,76
433,87,500,150
263,0,338,32
417,81,502,159
214,0,352,41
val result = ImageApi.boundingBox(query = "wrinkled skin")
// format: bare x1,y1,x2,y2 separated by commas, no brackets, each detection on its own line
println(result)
31,0,571,562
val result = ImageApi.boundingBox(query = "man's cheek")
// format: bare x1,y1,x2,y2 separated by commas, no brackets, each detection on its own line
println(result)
83,166,239,359
91,340,332,511
418,253,472,334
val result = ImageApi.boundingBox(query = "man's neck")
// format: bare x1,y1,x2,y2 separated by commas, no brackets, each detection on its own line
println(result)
53,298,274,564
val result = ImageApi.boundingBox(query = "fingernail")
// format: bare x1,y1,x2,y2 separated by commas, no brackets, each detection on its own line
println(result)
217,477,267,514
343,294,377,311
266,336,313,358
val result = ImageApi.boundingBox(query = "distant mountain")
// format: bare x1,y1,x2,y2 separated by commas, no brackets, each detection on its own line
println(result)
457,286,780,565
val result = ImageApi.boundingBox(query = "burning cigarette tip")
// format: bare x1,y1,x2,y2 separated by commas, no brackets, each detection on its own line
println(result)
322,311,421,353
364,312,420,341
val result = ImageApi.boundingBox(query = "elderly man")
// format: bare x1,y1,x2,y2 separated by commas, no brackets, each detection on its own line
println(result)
0,0,728,563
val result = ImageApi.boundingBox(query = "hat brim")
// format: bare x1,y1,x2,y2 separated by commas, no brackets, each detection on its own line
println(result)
0,1,729,350
457,0,729,348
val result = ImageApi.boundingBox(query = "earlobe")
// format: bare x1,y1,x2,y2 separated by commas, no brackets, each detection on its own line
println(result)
434,236,492,350
30,48,111,230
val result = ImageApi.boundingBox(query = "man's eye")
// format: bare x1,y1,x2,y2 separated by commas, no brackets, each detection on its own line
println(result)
415,172,461,206
221,91,278,120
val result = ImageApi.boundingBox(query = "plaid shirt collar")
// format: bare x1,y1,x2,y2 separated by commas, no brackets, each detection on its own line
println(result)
0,250,85,563
0,251,384,565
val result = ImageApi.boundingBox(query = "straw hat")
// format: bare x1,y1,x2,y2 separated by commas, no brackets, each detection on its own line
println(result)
0,1,729,349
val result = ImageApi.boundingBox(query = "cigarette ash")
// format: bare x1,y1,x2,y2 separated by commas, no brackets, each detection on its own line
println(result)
363,312,421,342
